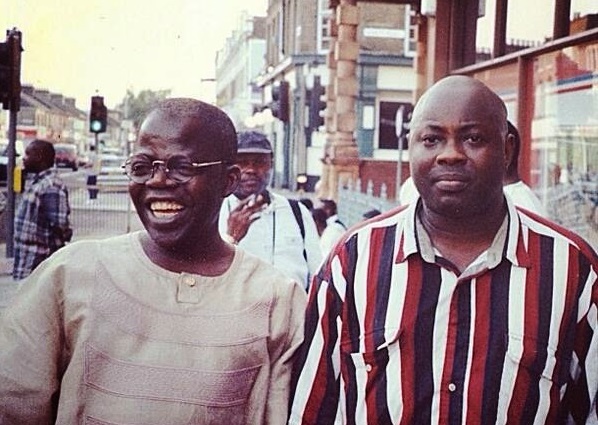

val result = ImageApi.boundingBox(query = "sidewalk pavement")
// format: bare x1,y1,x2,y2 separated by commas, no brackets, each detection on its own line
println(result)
0,245,13,275
0,247,16,314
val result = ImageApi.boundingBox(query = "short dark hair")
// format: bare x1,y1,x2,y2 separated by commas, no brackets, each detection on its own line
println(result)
320,199,337,216
29,139,55,167
506,120,521,176
151,98,238,162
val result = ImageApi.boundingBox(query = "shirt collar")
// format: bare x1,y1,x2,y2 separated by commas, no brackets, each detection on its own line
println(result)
395,195,531,269
31,168,54,182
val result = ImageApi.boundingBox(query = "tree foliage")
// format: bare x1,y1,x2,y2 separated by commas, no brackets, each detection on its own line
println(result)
119,88,171,130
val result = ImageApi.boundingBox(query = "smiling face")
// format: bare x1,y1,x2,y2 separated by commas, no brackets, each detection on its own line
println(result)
408,76,511,219
129,103,238,252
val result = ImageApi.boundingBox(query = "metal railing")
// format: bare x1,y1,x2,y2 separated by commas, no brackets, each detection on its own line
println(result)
65,176,142,241
338,179,398,227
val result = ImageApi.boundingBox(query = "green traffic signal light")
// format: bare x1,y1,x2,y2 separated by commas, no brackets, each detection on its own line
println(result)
90,120,102,132
89,96,107,133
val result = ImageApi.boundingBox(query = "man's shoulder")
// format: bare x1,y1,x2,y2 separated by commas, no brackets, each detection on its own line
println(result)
35,170,67,191
352,204,410,234
272,193,311,218
54,233,132,259
328,205,410,255
516,209,598,262
270,191,291,205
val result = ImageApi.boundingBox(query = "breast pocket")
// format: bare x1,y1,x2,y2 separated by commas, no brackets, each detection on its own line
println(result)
504,333,570,389
341,331,401,400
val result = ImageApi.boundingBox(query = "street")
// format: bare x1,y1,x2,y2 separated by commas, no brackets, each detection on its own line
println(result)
0,168,136,315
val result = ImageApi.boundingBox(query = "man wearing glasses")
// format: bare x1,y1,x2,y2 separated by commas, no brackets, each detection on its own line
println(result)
0,99,307,424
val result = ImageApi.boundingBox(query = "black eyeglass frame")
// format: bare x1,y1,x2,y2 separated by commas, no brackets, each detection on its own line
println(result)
122,157,225,184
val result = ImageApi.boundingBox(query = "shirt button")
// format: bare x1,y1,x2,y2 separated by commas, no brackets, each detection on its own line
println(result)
183,276,196,287
365,364,373,372
448,383,457,392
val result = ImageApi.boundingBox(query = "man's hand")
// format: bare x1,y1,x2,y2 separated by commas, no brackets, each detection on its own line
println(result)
226,193,269,243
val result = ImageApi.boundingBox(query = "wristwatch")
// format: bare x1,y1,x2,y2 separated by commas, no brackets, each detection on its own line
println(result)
223,233,237,245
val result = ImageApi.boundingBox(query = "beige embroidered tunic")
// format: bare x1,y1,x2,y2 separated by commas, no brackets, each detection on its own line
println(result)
0,232,306,424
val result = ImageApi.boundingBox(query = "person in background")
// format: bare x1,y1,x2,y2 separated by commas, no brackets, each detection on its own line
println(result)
219,130,321,290
13,139,71,280
0,99,306,424
318,198,347,257
289,75,598,424
398,175,418,206
503,120,548,217
311,207,328,237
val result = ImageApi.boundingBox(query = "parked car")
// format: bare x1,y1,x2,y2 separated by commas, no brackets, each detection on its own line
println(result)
54,143,78,171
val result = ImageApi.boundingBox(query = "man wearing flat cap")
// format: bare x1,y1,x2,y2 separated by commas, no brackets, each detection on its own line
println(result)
219,130,321,290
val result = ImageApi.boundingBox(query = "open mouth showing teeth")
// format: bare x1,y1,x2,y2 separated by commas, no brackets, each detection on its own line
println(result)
150,201,184,218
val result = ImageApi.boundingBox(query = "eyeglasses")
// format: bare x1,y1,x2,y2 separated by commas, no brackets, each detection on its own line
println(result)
123,156,224,184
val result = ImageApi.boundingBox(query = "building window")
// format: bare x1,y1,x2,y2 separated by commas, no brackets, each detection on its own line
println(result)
317,0,333,53
404,6,417,57
378,101,414,150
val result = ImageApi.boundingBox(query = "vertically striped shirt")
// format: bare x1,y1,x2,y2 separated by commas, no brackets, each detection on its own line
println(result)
289,198,598,424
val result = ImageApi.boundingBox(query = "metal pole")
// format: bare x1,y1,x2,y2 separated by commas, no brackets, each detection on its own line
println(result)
4,28,23,258
5,108,17,257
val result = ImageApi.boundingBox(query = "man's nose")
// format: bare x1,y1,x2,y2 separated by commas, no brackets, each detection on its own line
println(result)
436,139,466,164
146,162,175,186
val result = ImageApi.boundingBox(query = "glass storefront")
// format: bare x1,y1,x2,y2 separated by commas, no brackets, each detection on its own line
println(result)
531,42,597,247
463,33,598,248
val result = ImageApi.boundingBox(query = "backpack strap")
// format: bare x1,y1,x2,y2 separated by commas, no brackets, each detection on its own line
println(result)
335,218,347,229
288,199,307,262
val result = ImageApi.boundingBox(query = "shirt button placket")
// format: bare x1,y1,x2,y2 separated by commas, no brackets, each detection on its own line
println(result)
176,274,200,303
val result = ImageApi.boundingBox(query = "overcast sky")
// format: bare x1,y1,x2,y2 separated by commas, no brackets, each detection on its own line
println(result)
2,0,268,109
1,0,595,110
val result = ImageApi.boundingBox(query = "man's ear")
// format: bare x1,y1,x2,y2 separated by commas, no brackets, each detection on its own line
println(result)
223,164,240,197
504,132,515,170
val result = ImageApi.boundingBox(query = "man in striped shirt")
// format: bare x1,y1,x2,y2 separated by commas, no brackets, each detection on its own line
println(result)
289,75,598,424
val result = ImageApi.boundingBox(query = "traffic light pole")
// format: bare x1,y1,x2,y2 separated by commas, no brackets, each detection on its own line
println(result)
2,28,23,258
5,107,17,258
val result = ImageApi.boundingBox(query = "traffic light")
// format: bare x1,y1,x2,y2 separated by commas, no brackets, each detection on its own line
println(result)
309,76,326,130
89,96,108,133
271,81,289,123
0,29,23,111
